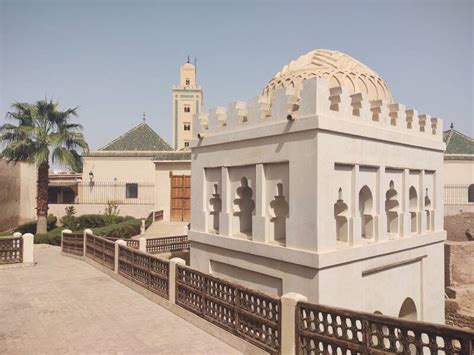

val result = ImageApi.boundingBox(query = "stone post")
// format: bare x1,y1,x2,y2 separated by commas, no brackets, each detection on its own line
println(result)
169,257,186,304
138,237,147,253
400,169,410,237
281,292,307,355
219,167,232,236
61,229,72,251
21,233,34,264
350,165,361,246
253,163,267,243
140,219,145,235
114,240,126,273
83,229,92,256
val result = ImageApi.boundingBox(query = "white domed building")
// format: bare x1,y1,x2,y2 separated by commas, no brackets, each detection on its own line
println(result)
189,50,446,323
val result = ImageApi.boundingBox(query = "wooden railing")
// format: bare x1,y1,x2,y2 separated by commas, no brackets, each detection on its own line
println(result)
126,239,139,249
146,235,189,254
0,236,23,264
85,233,115,270
145,211,154,230
296,301,474,355
154,210,164,222
118,245,169,299
175,264,281,354
62,232,84,256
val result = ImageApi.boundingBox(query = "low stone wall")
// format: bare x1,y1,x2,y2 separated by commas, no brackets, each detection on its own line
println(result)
445,241,474,287
446,299,474,330
49,203,153,220
444,213,474,242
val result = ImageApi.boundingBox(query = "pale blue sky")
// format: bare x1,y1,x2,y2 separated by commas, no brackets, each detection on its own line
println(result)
1,0,472,150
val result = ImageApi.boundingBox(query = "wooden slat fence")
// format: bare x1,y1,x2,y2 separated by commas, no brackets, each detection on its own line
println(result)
145,211,154,230
154,210,164,222
118,245,169,299
175,264,281,354
296,301,474,355
0,236,23,264
146,235,189,254
62,232,84,256
85,233,115,270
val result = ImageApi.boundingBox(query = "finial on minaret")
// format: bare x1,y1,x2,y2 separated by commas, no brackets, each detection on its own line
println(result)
142,112,146,122
187,55,190,64
450,122,454,129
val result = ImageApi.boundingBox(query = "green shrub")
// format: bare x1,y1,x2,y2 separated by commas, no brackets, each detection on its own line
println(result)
15,215,57,234
34,227,62,245
92,218,141,239
76,214,108,229
60,206,78,230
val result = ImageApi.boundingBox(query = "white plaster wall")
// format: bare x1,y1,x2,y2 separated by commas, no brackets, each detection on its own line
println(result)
444,160,474,185
154,161,191,221
83,156,155,182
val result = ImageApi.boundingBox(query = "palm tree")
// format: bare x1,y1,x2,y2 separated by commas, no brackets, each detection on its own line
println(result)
0,99,88,234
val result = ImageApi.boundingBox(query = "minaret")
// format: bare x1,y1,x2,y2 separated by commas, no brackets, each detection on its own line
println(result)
172,57,203,150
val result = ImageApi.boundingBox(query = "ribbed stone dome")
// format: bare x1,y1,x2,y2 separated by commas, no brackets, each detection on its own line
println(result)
263,49,393,103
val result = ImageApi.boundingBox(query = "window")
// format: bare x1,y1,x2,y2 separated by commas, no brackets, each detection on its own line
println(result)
184,141,190,148
126,183,138,199
185,79,190,86
183,123,191,131
184,105,191,113
469,184,474,203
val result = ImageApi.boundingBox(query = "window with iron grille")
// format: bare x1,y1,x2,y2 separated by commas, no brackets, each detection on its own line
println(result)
126,183,138,199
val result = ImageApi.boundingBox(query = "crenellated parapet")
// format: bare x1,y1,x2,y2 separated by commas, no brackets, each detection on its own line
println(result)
193,78,443,142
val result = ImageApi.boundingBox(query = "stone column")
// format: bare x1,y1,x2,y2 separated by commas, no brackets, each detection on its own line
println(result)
350,165,361,246
114,240,126,273
61,229,72,251
219,167,232,236
169,257,186,304
400,169,410,237
84,229,92,256
21,233,34,264
419,170,426,234
375,166,387,242
281,292,307,355
138,237,147,253
252,163,267,243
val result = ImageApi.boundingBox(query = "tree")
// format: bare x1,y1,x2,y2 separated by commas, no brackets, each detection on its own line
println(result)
0,99,88,233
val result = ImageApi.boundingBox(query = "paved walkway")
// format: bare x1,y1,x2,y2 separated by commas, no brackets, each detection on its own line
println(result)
0,245,240,354
142,221,188,239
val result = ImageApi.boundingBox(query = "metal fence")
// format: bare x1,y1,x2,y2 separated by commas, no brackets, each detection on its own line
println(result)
76,182,154,205
0,236,23,264
118,245,169,299
62,232,84,256
445,184,474,205
175,264,281,353
85,233,115,270
146,235,189,254
296,301,474,355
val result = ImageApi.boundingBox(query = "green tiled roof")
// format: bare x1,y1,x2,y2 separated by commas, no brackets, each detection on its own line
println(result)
153,152,191,161
443,128,474,160
100,123,173,151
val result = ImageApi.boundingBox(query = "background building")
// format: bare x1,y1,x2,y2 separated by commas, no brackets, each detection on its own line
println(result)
189,49,446,323
443,126,474,215
172,60,203,150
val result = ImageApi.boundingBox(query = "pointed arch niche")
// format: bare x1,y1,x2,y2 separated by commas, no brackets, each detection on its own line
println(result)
209,183,222,233
385,181,400,236
359,185,374,239
409,186,418,233
269,183,289,244
334,188,349,243
425,188,432,231
233,177,255,237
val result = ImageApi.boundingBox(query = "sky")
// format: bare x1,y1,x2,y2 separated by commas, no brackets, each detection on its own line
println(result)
1,0,473,150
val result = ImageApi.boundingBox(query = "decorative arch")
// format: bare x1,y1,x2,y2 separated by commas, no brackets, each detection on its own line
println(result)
359,185,374,239
269,183,289,243
409,186,418,233
209,183,221,233
385,181,399,235
334,188,349,243
398,298,417,320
